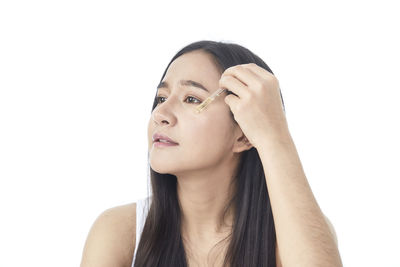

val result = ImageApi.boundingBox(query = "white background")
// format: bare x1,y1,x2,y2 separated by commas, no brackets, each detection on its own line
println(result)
0,0,399,266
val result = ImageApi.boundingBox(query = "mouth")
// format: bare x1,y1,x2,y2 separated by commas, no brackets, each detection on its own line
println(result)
152,132,179,145
153,138,179,145
153,139,179,147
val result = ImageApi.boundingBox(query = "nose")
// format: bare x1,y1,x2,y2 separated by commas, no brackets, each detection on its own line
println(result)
151,96,178,126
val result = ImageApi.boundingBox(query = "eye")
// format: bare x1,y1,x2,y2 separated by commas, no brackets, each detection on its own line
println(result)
156,95,202,105
184,96,202,104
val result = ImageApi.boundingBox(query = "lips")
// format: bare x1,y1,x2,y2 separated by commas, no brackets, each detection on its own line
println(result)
152,132,179,145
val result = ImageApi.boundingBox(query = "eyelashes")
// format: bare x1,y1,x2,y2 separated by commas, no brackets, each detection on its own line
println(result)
155,95,202,105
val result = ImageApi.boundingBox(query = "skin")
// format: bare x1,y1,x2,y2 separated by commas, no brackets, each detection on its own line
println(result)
81,50,340,267
219,63,342,266
147,50,252,265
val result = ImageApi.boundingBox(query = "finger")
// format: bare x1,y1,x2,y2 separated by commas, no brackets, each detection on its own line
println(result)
222,64,262,91
243,63,274,78
243,63,280,88
243,63,285,112
219,75,248,99
224,93,240,113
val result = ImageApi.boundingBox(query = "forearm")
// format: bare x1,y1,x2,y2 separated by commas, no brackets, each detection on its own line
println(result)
256,131,342,267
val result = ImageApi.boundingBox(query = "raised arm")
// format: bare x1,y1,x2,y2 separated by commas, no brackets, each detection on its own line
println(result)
258,132,342,267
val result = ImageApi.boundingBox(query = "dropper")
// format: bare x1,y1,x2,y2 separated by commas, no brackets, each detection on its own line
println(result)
195,88,227,114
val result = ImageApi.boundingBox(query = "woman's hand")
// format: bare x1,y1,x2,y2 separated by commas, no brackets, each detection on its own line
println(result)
220,63,290,149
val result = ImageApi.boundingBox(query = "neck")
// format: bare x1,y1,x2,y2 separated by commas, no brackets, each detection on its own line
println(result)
176,156,238,243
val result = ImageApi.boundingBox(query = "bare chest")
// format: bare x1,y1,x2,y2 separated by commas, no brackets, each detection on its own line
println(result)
185,242,230,267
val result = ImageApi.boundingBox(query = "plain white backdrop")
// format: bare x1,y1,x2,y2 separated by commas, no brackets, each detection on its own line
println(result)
0,0,399,266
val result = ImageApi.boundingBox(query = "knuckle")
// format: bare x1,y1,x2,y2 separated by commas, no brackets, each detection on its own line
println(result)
237,65,246,70
261,80,270,88
225,66,236,73
269,75,279,83
253,80,264,90
219,75,228,84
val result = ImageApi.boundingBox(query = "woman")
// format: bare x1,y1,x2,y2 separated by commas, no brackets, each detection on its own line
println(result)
80,40,342,267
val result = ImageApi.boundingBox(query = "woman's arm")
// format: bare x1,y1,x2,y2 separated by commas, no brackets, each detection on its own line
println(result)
218,63,341,266
257,131,342,267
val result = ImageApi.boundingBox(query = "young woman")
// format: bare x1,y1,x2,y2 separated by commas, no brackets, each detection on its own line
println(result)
80,40,342,267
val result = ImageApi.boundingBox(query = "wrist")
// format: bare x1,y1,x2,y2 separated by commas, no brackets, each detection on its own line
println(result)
254,128,294,155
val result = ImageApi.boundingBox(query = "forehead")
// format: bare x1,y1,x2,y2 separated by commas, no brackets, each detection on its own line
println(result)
161,51,222,89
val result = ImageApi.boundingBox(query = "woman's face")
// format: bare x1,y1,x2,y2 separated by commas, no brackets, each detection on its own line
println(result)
147,50,242,176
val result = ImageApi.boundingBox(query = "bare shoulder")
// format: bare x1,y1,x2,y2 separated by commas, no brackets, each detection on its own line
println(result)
80,202,137,267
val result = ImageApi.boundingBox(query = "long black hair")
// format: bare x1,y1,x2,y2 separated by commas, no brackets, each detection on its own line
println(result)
134,40,286,267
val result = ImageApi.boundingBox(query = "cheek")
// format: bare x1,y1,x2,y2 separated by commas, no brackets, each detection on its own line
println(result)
184,113,233,147
147,119,155,148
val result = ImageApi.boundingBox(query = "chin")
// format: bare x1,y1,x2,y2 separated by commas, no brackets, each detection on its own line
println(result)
150,162,176,175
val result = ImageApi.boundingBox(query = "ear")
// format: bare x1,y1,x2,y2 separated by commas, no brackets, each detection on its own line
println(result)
232,129,253,153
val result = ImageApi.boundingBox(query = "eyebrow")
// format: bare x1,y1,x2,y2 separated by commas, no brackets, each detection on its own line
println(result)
157,79,210,93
